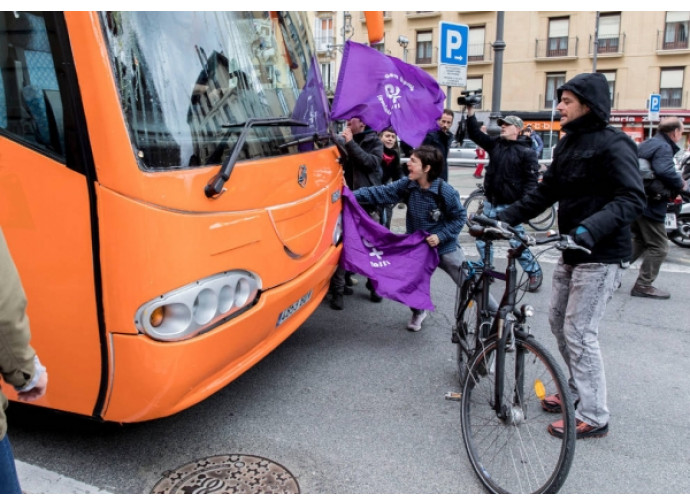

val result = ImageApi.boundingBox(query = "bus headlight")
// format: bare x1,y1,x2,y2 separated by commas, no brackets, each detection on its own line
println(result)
135,270,261,341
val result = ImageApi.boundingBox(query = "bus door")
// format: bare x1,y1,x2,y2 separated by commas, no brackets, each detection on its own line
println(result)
0,12,103,416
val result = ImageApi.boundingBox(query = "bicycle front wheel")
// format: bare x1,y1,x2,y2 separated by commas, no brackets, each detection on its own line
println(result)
460,335,576,494
527,205,556,232
463,192,485,231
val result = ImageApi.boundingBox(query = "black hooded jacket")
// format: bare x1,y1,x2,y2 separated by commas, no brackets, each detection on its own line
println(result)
500,73,645,265
467,115,539,205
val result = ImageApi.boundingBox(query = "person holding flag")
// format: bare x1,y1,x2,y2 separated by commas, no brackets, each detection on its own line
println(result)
328,117,384,310
346,145,467,332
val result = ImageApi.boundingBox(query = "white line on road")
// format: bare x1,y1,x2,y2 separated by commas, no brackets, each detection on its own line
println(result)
16,459,111,494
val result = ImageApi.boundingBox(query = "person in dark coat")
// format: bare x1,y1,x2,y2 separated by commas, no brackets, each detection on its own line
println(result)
465,108,544,291
330,117,384,310
497,72,646,440
630,117,686,299
422,109,454,182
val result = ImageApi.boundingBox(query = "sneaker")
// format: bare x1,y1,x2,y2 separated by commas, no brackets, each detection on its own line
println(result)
630,283,670,299
548,418,609,439
407,310,427,332
329,292,344,310
528,271,543,292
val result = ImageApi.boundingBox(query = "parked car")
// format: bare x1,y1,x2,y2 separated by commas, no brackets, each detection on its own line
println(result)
448,139,484,165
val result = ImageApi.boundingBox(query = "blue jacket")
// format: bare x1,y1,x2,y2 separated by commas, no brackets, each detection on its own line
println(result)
353,178,466,256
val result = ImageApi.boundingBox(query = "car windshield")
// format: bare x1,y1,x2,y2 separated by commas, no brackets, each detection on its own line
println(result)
100,11,329,171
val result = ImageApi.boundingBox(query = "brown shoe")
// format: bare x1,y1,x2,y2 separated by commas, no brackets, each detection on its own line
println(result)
630,283,670,299
548,419,609,439
541,393,579,413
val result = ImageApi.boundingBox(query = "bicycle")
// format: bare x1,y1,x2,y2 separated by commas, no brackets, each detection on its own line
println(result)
451,213,588,493
463,184,557,232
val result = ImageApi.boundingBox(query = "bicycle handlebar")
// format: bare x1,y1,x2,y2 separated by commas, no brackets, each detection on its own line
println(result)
469,214,591,254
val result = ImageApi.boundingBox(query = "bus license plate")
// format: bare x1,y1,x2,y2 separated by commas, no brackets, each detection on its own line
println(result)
665,213,677,232
277,290,312,327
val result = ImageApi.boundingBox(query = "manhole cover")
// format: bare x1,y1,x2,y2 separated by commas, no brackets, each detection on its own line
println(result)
151,454,300,494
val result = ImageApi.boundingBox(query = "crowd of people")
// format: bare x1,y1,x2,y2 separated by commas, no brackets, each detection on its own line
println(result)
326,72,689,441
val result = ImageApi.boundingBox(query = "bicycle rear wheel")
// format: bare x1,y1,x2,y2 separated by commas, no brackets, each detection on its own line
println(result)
454,284,480,385
527,205,556,232
460,334,575,493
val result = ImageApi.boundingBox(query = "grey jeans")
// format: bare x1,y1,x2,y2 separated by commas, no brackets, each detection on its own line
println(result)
549,258,620,428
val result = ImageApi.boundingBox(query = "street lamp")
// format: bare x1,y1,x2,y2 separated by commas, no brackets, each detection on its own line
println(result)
397,35,409,62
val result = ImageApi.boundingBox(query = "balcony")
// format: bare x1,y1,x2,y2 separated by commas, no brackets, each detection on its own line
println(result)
535,37,579,60
406,11,441,20
588,33,625,57
315,36,336,54
468,42,493,64
656,30,689,54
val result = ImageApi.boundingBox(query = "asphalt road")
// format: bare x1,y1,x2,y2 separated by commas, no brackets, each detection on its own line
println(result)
8,166,690,494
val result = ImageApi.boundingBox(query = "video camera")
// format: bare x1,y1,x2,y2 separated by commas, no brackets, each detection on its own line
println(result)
458,89,482,107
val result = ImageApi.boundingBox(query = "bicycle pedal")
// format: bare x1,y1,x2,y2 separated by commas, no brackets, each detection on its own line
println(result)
445,391,462,401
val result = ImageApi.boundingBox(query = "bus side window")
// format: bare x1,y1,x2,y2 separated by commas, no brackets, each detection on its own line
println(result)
0,12,65,157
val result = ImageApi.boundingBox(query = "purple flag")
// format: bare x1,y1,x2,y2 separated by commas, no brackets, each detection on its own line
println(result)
331,41,446,147
292,55,330,151
340,187,439,311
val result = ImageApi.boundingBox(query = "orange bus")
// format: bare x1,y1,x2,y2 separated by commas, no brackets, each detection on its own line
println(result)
0,11,382,422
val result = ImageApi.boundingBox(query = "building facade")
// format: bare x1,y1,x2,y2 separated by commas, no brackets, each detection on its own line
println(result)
313,10,689,150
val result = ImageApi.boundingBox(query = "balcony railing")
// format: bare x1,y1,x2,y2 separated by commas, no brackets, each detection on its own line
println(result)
588,33,625,55
315,36,336,53
657,29,689,51
468,42,493,64
535,36,579,59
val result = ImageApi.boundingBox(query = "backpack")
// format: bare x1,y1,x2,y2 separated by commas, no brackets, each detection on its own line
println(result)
638,157,672,201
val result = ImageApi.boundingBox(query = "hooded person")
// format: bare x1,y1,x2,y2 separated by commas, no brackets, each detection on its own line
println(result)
496,72,645,440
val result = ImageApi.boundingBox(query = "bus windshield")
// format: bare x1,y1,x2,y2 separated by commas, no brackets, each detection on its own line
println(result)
100,11,329,171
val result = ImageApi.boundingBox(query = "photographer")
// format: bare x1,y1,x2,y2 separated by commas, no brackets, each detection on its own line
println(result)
465,102,544,291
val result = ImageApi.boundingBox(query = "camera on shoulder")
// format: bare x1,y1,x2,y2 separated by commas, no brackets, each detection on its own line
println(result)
458,89,482,107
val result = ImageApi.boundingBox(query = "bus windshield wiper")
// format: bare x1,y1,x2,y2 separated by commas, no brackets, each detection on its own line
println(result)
204,117,308,198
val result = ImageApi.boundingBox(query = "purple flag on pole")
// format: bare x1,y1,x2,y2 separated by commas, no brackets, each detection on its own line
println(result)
339,187,439,311
292,55,330,151
331,41,446,147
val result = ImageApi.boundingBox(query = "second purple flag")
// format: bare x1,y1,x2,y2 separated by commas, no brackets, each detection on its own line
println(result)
331,41,446,148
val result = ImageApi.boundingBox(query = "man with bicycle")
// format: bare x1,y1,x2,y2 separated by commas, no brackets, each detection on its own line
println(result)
465,106,544,292
496,73,645,439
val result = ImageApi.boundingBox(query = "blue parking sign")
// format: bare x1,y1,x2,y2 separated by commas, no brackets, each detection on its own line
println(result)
439,22,468,65
649,94,661,113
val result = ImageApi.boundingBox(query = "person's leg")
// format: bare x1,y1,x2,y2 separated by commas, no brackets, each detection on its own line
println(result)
634,217,669,287
0,435,22,494
438,248,467,288
511,223,541,275
329,265,346,310
551,261,618,428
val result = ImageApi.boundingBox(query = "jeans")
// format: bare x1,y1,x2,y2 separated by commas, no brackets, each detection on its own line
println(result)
549,258,620,428
0,435,22,494
475,201,541,275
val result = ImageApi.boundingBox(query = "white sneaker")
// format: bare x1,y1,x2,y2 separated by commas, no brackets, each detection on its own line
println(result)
407,310,427,332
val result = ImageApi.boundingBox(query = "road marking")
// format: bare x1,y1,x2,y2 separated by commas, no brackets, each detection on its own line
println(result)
16,460,110,494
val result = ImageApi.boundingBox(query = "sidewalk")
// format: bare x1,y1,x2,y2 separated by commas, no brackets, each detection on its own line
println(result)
16,460,110,494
